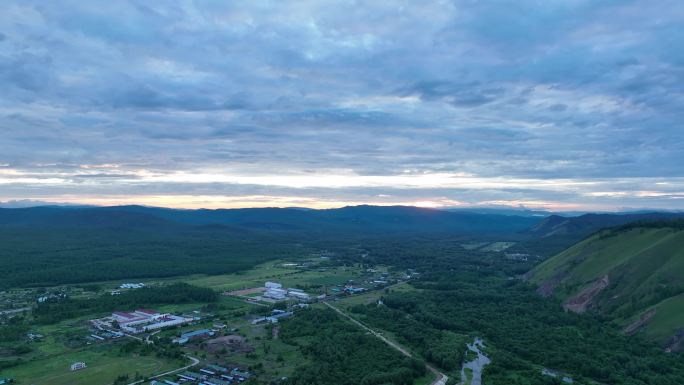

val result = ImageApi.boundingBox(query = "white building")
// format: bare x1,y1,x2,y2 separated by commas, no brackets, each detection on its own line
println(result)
70,362,87,371
286,288,310,301
265,282,282,289
112,309,160,324
111,309,191,333
119,283,145,289
263,287,287,300
288,290,310,301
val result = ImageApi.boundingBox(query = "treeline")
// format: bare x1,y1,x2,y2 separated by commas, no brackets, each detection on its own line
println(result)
279,308,426,385
606,219,684,235
33,283,217,324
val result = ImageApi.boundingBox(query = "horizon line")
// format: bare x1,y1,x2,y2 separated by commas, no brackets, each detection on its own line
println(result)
1,199,681,214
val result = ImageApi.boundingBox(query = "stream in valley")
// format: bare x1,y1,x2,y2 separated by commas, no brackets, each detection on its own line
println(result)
459,337,491,385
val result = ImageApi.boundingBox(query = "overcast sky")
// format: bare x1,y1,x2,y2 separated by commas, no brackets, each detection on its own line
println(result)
1,0,683,210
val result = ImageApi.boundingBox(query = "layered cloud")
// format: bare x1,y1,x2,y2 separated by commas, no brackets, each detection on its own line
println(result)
1,1,683,210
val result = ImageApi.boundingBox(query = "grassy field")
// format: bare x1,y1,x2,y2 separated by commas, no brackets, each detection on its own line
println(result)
3,342,180,385
26,259,372,306
333,281,416,309
223,320,306,380
461,242,488,250
460,241,515,252
627,293,684,342
1,312,180,384
480,242,516,252
152,309,307,384
0,290,245,385
181,259,364,292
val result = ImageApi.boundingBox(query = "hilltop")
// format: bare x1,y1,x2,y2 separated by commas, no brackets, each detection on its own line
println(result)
529,220,684,350
527,212,684,238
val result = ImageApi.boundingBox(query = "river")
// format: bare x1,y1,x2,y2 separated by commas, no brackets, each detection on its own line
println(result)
459,337,491,385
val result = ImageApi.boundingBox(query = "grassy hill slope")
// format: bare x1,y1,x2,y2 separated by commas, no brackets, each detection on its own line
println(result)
530,222,684,347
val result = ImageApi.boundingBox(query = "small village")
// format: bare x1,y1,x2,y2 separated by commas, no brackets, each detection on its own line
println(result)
0,258,415,385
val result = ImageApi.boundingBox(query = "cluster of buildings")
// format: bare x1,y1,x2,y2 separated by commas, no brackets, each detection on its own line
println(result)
119,283,145,289
173,328,215,345
262,282,310,302
112,309,193,333
111,283,146,295
344,285,367,294
92,309,194,334
36,292,67,303
504,253,531,262
328,284,367,295
87,329,123,342
26,332,43,341
151,364,251,385
251,309,294,325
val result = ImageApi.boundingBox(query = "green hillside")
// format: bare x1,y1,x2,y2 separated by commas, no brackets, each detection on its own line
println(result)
530,224,684,348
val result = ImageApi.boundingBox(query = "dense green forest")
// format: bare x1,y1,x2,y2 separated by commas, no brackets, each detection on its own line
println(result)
279,308,427,385
354,283,684,385
340,241,684,385
0,227,308,288
3,207,680,289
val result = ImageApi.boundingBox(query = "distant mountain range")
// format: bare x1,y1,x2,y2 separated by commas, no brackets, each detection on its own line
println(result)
0,199,91,208
1,205,683,238
0,205,543,235
443,207,554,217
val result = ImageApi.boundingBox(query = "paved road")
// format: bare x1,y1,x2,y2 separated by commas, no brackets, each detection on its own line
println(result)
323,301,448,385
126,355,199,385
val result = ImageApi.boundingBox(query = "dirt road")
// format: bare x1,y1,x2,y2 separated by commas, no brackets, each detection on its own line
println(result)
323,301,448,385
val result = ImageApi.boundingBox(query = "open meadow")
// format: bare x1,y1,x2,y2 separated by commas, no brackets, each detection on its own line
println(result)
3,341,180,385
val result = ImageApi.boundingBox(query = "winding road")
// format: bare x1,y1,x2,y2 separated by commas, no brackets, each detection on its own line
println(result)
323,301,449,385
125,355,199,385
